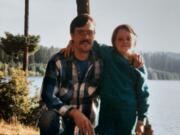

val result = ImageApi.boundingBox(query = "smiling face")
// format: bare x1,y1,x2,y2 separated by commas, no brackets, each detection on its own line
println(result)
71,21,95,53
115,28,136,55
112,24,137,57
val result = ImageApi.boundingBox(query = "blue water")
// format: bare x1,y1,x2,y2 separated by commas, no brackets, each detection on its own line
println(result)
148,80,180,135
29,77,180,135
28,76,43,97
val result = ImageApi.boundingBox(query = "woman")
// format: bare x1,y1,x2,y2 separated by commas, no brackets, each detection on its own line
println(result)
93,24,149,135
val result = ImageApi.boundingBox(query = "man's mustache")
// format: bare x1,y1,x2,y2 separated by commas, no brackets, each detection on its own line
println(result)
79,40,91,45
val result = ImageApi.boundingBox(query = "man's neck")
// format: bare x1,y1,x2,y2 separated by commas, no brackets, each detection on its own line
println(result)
74,50,89,61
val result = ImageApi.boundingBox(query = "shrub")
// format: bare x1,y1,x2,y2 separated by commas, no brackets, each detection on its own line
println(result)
0,69,30,121
0,68,42,126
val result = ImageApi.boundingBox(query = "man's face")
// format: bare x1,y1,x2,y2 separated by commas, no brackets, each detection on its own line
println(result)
71,21,95,53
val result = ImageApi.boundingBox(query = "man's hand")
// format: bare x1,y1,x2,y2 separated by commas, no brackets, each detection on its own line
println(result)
135,121,145,135
68,109,95,135
131,53,144,68
60,40,74,57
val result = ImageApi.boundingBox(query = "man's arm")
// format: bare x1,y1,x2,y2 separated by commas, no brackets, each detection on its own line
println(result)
41,57,73,116
41,55,95,135
60,40,111,60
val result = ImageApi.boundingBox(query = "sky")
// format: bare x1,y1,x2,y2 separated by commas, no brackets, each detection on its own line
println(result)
0,0,180,53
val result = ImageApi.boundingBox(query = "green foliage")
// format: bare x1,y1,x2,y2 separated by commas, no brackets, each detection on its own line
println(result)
35,64,46,75
29,63,46,76
0,69,42,126
0,32,40,56
0,62,4,70
0,62,8,76
29,45,59,64
0,71,4,79
0,69,31,121
24,94,42,126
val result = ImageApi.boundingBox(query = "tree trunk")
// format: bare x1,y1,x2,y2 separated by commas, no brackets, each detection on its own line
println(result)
23,0,29,73
76,0,90,15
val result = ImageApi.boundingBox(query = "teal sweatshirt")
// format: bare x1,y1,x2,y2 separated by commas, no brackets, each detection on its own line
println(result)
93,41,149,121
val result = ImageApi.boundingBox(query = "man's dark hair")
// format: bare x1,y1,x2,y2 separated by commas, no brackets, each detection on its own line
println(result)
70,14,95,34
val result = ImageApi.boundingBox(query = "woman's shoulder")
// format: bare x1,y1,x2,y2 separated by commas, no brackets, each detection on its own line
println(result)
93,41,113,59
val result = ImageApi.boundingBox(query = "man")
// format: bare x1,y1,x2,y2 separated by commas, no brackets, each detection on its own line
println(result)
39,14,102,135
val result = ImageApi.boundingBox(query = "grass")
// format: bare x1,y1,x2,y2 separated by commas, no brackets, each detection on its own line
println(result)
0,120,39,135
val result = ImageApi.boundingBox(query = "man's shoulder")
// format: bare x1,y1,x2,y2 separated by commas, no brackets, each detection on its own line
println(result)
47,51,74,71
49,51,66,63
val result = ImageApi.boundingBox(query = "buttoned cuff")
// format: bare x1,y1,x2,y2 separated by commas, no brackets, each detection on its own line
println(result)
58,105,74,117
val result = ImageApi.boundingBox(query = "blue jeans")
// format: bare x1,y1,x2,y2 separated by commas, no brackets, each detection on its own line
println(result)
38,110,75,135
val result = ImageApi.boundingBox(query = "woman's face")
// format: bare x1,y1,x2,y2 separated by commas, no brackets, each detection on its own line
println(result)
114,29,136,55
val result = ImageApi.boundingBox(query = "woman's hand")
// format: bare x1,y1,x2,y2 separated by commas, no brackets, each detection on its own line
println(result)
135,121,145,135
60,40,74,57
130,53,144,68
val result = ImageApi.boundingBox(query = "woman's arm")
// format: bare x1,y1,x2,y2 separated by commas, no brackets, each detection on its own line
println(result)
134,66,149,134
93,40,112,59
135,66,149,121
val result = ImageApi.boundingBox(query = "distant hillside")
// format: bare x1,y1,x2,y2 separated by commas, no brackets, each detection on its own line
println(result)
142,52,180,80
1,45,180,80
147,67,180,80
28,49,180,80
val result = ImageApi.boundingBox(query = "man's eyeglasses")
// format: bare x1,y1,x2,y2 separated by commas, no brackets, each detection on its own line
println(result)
76,30,95,36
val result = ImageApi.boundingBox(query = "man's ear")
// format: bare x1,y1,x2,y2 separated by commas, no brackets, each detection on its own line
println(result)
70,36,74,44
71,32,76,38
70,33,73,39
70,40,74,45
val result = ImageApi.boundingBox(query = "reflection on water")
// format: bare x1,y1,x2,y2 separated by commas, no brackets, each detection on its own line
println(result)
29,77,180,135
28,76,43,97
148,80,180,135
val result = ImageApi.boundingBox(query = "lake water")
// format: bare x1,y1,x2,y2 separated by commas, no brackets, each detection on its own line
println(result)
28,77,180,135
